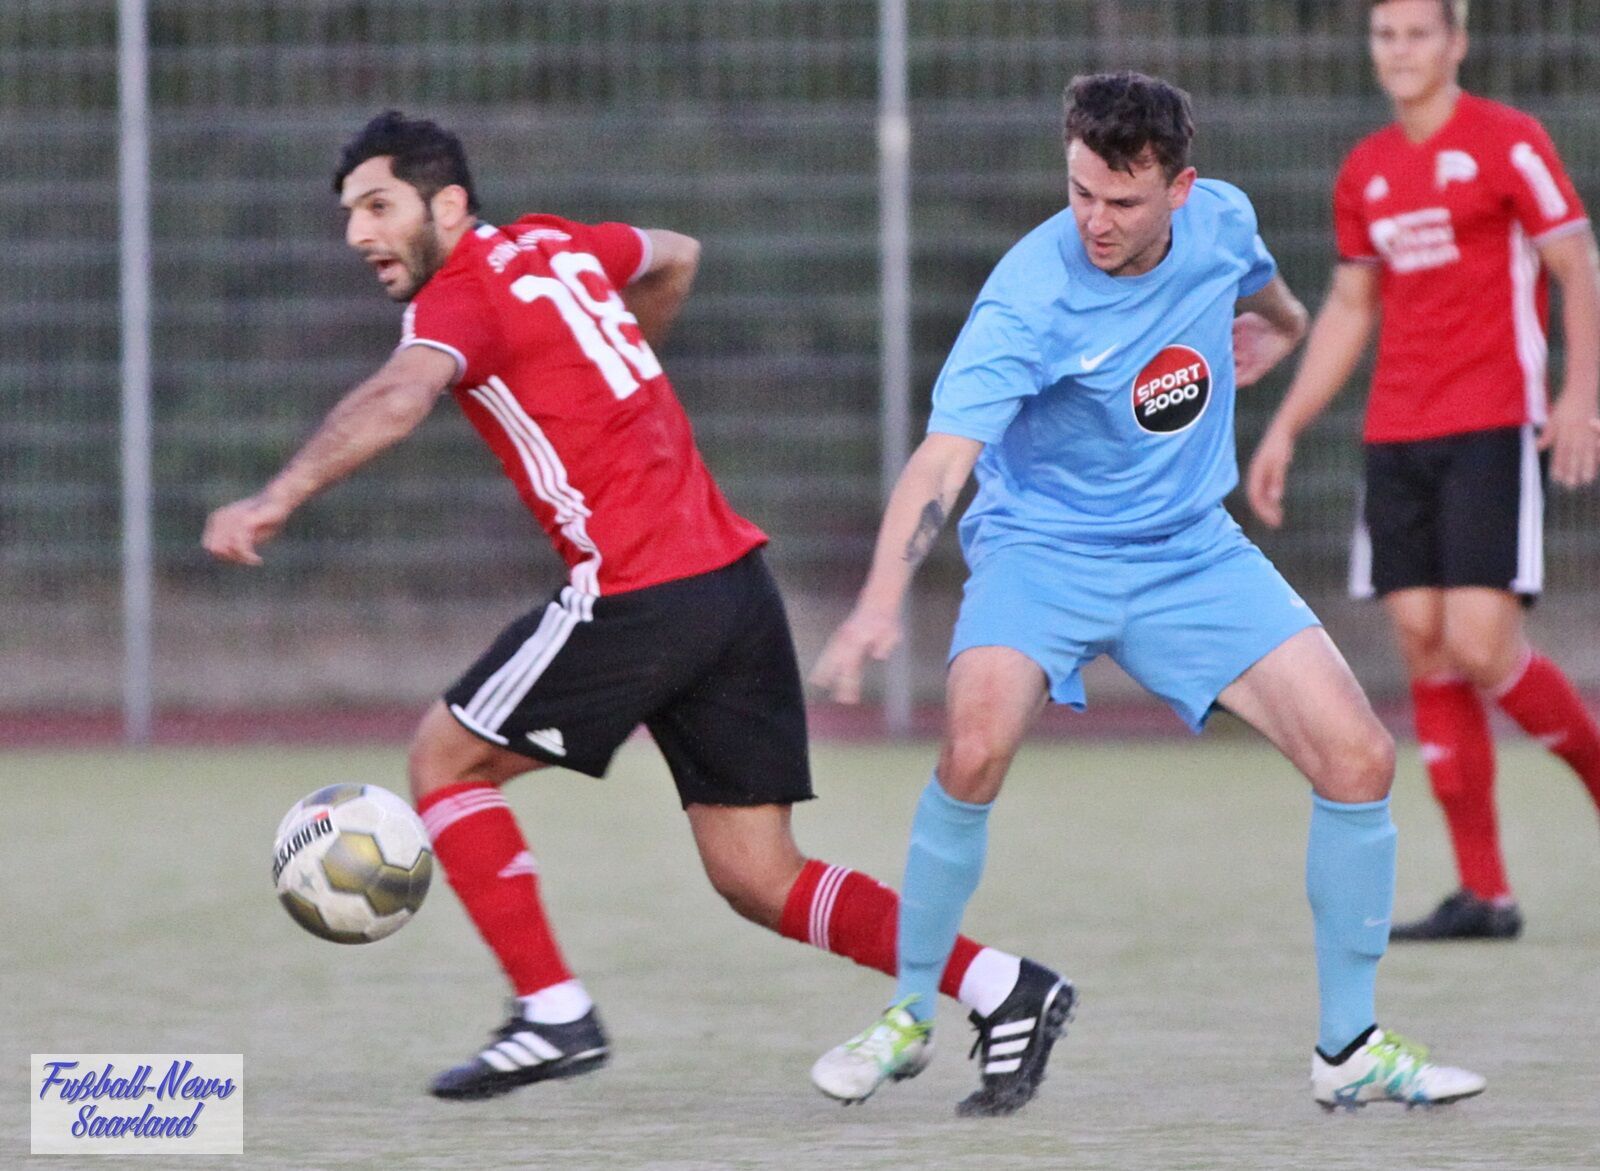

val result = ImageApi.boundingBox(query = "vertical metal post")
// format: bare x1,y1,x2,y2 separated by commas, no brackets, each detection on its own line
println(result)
119,0,154,743
878,0,913,735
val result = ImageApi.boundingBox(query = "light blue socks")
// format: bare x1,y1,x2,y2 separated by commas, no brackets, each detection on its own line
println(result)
895,776,993,1022
1306,793,1396,1054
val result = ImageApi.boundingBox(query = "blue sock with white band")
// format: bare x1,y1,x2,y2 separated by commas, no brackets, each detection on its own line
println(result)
895,776,993,1022
1306,793,1395,1054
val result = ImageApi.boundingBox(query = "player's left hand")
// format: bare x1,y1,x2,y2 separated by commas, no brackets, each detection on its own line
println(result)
810,606,902,705
1539,394,1600,488
1232,312,1297,388
202,493,292,566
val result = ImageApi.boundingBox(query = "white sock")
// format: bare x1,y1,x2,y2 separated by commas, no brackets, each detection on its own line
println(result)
519,979,593,1024
958,948,1022,1017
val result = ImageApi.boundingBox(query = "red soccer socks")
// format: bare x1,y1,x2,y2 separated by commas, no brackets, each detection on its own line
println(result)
1494,652,1600,810
779,859,1019,1013
1411,675,1507,900
418,782,574,997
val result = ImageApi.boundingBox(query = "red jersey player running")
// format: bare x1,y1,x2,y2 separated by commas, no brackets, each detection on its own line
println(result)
1248,0,1600,940
203,111,1058,1100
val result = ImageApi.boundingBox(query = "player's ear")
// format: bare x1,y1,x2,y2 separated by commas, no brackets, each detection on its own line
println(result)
1166,166,1198,210
431,184,472,230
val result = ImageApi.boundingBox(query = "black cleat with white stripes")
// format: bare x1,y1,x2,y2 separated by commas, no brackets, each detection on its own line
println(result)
957,958,1075,1117
429,1005,610,1101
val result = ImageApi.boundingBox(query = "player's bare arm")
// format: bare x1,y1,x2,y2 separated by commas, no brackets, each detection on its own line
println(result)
1232,274,1309,388
810,432,983,703
1246,261,1381,528
1536,226,1600,487
202,344,456,565
622,229,701,347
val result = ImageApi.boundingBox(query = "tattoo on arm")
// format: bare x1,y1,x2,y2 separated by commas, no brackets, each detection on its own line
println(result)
903,499,947,566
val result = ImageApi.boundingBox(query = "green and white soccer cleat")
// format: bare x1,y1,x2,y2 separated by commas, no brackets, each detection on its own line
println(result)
1312,1027,1486,1110
811,997,934,1105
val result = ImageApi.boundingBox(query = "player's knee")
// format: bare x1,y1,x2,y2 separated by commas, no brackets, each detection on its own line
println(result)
938,730,1010,802
1443,635,1515,691
1390,613,1445,670
406,733,455,803
1320,725,1395,804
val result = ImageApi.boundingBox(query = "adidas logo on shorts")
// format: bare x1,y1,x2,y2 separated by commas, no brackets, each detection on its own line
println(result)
526,728,566,757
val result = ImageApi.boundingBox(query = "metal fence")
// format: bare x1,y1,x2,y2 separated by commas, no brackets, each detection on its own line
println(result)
4,0,1599,727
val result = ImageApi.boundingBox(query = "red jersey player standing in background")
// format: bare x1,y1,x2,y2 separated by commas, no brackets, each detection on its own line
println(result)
1248,0,1600,940
204,111,1057,1102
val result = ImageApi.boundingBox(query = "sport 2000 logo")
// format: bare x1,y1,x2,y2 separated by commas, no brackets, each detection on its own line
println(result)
31,1054,244,1155
1130,344,1211,435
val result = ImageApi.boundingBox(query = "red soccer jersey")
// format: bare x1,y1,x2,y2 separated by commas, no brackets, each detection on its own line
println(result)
399,214,765,597
1333,93,1589,442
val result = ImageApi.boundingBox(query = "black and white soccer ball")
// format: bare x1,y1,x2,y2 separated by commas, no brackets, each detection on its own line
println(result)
272,783,433,943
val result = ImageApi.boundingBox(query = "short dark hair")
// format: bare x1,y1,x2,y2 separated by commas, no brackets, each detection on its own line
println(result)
1368,0,1467,28
333,110,480,213
1063,72,1195,181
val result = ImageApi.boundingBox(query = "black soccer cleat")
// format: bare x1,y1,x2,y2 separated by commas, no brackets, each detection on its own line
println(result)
956,958,1075,1117
1389,890,1523,942
429,1004,610,1100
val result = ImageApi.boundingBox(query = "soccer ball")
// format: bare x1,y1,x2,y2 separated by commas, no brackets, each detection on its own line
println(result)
272,783,434,943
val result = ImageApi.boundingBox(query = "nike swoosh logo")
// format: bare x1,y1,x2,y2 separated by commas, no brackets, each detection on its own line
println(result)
1364,917,1390,929
1079,344,1117,372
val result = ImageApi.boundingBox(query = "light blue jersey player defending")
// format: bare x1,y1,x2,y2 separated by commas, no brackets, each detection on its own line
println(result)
810,72,1486,1116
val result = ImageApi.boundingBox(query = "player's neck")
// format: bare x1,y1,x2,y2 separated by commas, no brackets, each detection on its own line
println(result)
1393,83,1461,144
440,217,478,254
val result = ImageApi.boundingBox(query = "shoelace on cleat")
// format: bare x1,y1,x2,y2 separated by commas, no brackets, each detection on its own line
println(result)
1367,1033,1429,1091
845,996,930,1069
967,1014,1017,1062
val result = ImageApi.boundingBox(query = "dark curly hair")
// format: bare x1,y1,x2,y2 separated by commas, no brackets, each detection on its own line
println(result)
333,110,480,214
1062,72,1195,181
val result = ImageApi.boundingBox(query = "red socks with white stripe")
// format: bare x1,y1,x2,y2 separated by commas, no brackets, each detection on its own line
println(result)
417,783,580,1008
1411,675,1507,900
418,787,1025,1017
1494,652,1600,811
778,859,1021,1016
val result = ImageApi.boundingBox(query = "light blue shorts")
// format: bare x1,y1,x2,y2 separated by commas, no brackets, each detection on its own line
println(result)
949,507,1319,732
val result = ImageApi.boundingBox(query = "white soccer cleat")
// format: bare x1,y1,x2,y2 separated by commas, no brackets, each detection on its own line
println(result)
811,998,934,1105
1312,1027,1486,1110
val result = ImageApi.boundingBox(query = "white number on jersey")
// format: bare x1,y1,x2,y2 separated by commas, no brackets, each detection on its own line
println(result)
509,254,662,400
550,251,664,384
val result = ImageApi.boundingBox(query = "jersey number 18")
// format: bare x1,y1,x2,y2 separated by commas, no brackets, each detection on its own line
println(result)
510,251,663,400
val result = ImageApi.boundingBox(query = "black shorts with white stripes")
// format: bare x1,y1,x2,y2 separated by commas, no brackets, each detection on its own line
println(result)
444,548,814,808
1354,424,1546,600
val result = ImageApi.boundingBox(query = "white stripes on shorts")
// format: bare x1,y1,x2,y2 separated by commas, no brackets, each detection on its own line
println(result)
450,587,593,744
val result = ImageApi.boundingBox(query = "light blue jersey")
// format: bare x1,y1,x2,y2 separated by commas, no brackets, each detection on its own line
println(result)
935,179,1317,731
928,179,1276,554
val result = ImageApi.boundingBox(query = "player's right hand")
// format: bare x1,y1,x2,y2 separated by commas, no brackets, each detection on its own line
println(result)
810,607,902,705
1246,427,1294,529
202,493,292,566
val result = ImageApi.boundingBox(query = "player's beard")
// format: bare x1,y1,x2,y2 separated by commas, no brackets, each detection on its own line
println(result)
390,218,449,303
